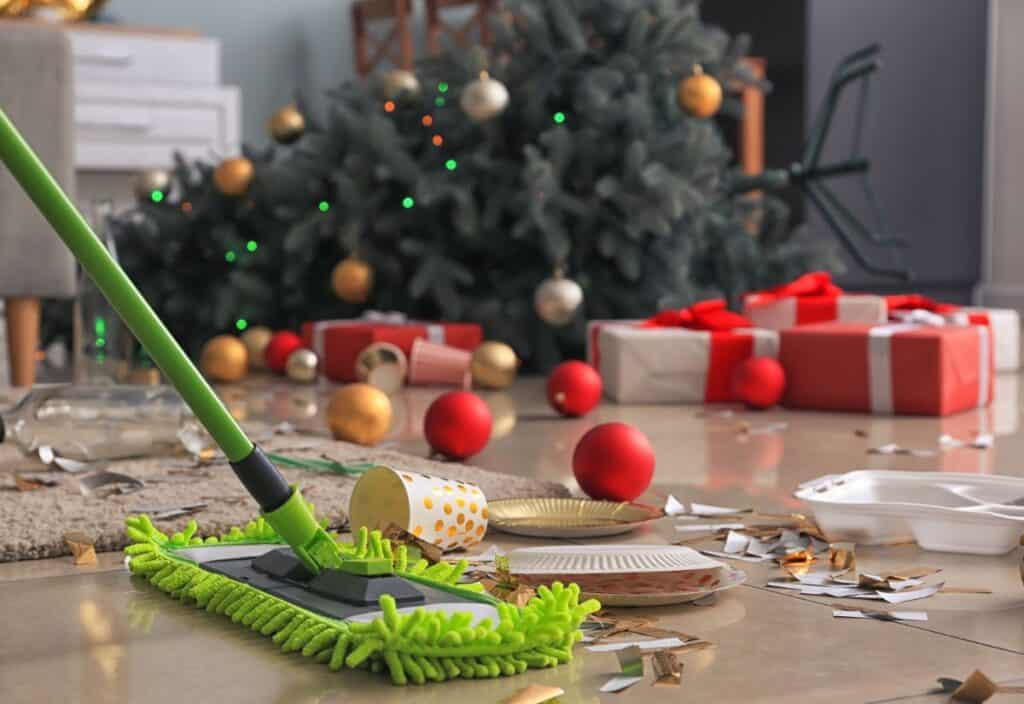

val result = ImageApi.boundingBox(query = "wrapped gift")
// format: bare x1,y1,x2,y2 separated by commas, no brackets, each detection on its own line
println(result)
886,295,1020,372
302,313,482,382
596,300,779,403
742,272,887,330
779,318,993,416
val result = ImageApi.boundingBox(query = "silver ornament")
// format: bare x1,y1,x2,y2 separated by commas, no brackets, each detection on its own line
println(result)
460,71,509,122
285,348,319,383
134,168,171,202
534,272,584,326
378,69,422,101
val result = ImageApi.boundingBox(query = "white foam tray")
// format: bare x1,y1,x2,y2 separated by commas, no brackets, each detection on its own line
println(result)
794,470,1024,555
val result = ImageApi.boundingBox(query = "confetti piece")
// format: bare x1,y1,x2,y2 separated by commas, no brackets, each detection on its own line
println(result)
664,494,687,516
833,609,927,622
503,684,565,704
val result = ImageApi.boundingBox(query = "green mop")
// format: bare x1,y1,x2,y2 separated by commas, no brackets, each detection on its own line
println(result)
0,109,598,685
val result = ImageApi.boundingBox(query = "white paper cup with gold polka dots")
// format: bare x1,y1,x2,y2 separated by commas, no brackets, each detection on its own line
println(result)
349,466,489,550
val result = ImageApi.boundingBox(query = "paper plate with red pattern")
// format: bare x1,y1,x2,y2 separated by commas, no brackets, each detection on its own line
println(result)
508,544,745,607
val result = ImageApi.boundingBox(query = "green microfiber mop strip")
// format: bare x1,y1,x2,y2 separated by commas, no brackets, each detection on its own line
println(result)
125,516,601,685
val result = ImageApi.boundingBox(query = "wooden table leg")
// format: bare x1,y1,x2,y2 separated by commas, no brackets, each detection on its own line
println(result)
5,297,40,387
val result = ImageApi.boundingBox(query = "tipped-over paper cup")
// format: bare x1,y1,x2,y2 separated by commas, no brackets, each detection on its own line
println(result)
408,338,472,387
349,466,489,550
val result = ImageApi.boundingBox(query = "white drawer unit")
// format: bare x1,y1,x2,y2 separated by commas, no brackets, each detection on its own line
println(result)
74,81,240,171
67,28,220,86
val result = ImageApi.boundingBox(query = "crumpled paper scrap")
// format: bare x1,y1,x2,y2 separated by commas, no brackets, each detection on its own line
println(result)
382,522,443,564
480,555,536,607
652,650,682,687
64,531,97,566
829,542,856,571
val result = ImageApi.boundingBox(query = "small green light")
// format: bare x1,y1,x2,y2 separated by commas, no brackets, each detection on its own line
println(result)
225,250,237,263
318,200,330,213
553,112,566,124
445,159,457,171
402,196,415,209
438,81,449,94
96,337,105,348
435,97,446,108
235,318,248,331
94,316,106,336
246,240,258,252
150,190,164,203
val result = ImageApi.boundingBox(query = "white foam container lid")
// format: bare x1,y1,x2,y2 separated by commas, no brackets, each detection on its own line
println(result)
794,470,1024,555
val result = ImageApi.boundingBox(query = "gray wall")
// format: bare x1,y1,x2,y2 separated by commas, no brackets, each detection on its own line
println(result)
807,0,988,300
108,0,358,146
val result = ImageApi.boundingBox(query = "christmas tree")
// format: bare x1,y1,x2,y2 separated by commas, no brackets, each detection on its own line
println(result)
107,0,835,369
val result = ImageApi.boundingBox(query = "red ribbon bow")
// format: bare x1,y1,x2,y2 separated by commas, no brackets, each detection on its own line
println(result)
884,294,960,314
743,271,843,304
642,299,752,331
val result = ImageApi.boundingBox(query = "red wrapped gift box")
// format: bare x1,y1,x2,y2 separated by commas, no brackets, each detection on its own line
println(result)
742,272,887,330
590,300,779,404
780,322,993,416
302,317,482,382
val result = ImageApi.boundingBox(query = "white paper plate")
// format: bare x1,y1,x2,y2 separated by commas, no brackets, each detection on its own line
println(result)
582,565,747,607
508,544,722,575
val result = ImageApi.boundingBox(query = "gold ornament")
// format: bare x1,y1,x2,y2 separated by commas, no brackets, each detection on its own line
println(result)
355,342,408,395
0,0,31,17
326,383,392,446
10,0,106,20
331,257,374,304
267,104,306,144
534,270,584,326
134,168,171,202
240,326,273,370
678,65,722,119
378,69,422,101
471,341,519,389
285,348,318,383
460,71,510,122
213,157,255,197
199,335,248,383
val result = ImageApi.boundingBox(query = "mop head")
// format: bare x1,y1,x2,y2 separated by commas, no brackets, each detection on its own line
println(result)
125,514,600,686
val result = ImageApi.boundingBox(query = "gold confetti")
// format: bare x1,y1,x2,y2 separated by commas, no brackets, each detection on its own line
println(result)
503,683,565,704
652,650,682,687
829,542,856,571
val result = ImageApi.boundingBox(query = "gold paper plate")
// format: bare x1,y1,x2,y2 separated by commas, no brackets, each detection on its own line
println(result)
487,497,664,538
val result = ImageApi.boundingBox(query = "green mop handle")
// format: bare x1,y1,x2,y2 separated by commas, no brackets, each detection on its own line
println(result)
0,108,341,573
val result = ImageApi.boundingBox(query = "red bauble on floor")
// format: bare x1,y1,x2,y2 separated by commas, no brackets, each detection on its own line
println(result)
547,360,602,417
572,421,655,502
731,356,786,409
264,331,304,373
424,390,492,460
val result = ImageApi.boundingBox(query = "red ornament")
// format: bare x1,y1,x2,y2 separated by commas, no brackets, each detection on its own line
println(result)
572,422,655,502
731,356,786,409
424,390,492,460
547,361,603,417
265,331,303,374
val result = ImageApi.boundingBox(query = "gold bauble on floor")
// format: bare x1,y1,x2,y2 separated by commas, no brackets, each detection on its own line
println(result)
199,335,248,383
471,341,519,389
326,383,392,446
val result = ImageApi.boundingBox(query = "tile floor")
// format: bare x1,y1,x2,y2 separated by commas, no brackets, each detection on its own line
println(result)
1,375,1023,703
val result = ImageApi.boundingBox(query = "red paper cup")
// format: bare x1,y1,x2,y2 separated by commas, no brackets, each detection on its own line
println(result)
408,338,472,387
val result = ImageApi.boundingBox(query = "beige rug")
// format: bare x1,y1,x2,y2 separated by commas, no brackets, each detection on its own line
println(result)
0,434,569,562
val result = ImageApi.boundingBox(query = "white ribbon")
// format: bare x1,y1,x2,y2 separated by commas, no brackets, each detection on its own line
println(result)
868,313,989,414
